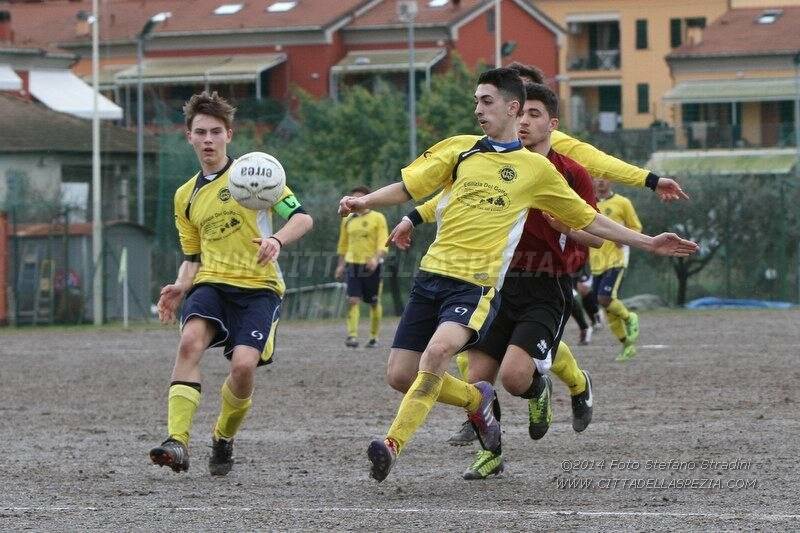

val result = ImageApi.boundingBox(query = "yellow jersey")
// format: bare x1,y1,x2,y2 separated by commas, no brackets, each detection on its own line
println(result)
337,210,389,264
589,192,642,274
402,135,596,289
551,130,648,188
173,159,304,296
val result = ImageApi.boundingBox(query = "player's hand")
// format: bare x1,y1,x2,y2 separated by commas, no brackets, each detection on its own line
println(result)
338,195,367,216
252,236,281,265
649,233,699,256
334,264,345,281
656,177,689,202
157,283,188,324
365,257,379,273
542,212,572,235
387,218,414,250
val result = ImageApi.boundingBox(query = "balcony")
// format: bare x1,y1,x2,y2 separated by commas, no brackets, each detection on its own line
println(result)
568,49,620,71
565,19,620,72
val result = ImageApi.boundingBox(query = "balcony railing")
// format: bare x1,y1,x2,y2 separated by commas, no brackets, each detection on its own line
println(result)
681,122,796,150
568,49,620,71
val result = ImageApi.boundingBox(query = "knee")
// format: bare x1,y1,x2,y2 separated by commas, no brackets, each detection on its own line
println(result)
598,295,611,307
177,334,206,362
499,367,531,397
425,341,455,365
386,366,414,393
347,297,361,306
229,357,257,384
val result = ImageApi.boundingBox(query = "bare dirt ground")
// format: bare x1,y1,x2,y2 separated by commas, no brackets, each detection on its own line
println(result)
1,308,799,531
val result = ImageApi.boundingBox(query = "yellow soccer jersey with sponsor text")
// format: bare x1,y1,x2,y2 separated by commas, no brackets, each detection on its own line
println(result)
173,160,304,296
337,210,389,264
589,192,642,274
402,135,597,289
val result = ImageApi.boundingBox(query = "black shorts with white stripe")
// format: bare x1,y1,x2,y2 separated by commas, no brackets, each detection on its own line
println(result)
473,272,573,363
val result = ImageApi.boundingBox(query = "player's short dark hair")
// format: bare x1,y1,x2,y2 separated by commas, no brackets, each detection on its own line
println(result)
476,67,525,116
183,91,236,130
507,61,545,84
525,82,559,118
351,185,371,195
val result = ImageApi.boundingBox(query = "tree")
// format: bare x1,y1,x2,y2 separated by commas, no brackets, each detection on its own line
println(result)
266,82,409,192
633,174,798,305
416,55,482,148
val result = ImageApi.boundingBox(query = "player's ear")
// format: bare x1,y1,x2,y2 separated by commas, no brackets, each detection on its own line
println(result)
508,99,520,117
226,128,233,142
550,117,559,132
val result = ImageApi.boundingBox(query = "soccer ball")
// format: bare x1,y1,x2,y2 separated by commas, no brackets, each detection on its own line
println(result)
228,152,287,210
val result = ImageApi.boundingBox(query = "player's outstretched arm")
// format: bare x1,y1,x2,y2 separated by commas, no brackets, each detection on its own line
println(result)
551,131,689,202
583,213,698,257
338,182,411,216
253,212,313,265
542,212,603,248
157,260,200,324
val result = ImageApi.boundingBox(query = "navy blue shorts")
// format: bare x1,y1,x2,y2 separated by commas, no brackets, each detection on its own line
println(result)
592,267,625,299
392,272,500,353
345,263,382,305
180,283,281,366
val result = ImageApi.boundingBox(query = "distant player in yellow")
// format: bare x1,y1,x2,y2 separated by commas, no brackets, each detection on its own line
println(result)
335,186,389,348
590,178,643,361
149,91,313,475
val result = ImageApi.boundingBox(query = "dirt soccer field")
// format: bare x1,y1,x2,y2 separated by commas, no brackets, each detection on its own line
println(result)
1,308,798,531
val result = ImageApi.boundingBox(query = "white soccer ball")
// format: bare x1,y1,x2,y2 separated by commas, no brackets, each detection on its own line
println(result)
228,152,287,210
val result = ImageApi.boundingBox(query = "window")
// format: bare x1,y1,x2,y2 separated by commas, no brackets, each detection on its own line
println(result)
757,9,782,24
670,18,682,48
637,83,649,114
671,17,706,48
428,0,448,7
267,1,296,12
214,4,243,15
635,19,648,49
487,10,495,32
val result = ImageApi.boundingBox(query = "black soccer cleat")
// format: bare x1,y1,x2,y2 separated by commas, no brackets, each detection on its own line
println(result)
571,371,593,432
209,437,234,476
150,438,189,473
447,419,478,446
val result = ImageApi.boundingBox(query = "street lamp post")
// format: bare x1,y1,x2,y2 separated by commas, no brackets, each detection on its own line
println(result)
398,1,418,162
136,12,170,227
90,0,102,325
495,0,502,68
794,52,800,179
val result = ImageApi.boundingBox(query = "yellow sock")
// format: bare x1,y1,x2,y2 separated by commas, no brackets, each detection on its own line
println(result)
346,304,359,338
455,352,469,381
168,383,201,446
214,379,253,440
436,372,482,411
551,342,586,396
386,371,442,453
606,298,630,321
608,314,626,342
369,304,382,339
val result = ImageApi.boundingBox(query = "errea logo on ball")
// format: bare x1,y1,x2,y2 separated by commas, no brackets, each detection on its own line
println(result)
228,152,287,211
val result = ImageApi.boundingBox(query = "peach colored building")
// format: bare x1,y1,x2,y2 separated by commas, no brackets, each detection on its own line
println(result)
536,0,730,131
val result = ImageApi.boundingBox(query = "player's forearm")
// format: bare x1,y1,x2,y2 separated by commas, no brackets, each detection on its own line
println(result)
552,131,658,190
569,229,604,249
362,182,412,209
273,213,313,247
583,214,655,253
174,260,200,290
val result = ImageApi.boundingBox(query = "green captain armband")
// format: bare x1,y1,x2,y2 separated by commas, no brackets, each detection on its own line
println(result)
273,194,306,220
